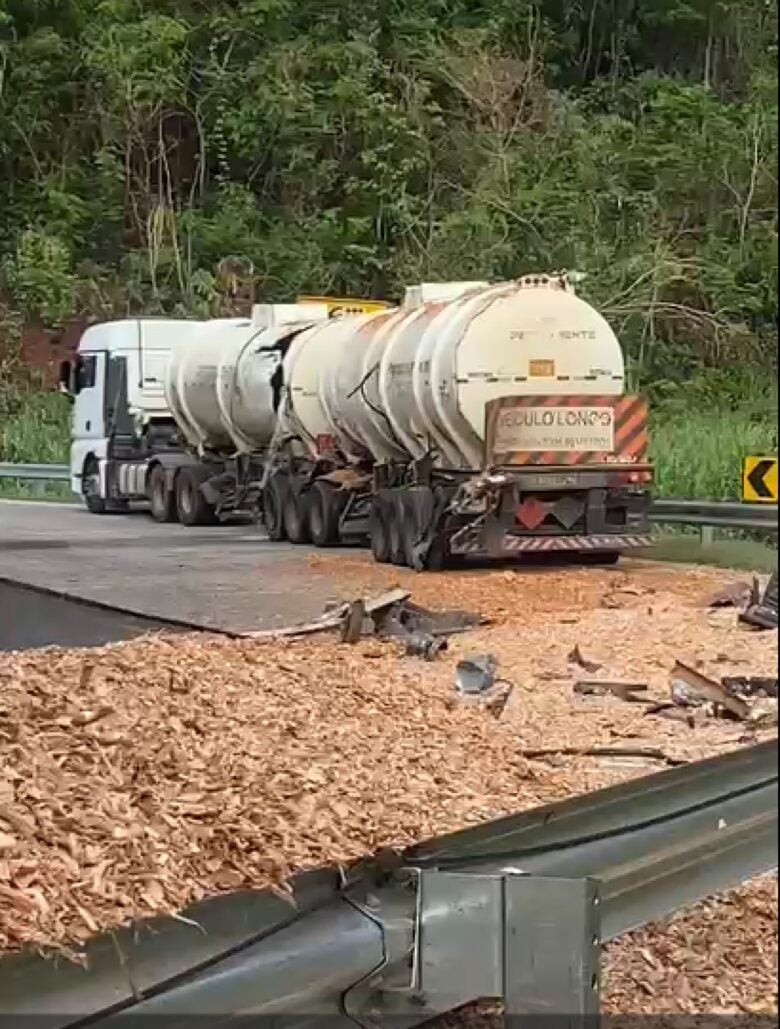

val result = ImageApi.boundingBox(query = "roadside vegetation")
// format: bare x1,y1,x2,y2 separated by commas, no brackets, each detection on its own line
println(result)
0,0,776,507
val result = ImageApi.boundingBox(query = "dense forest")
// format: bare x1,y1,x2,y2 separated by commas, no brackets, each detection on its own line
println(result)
0,0,777,409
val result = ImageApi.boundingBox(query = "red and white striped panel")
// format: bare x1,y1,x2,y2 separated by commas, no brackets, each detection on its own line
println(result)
451,533,652,555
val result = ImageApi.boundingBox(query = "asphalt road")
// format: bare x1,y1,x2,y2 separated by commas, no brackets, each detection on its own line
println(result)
0,500,354,637
0,580,182,651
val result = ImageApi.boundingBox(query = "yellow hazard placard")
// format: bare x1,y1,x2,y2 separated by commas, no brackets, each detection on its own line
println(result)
297,295,391,318
742,455,778,503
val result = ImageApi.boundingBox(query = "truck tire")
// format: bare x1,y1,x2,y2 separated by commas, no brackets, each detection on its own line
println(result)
283,484,311,544
369,497,392,564
148,465,177,523
82,458,107,515
175,468,218,526
263,473,289,542
308,481,343,547
387,493,407,566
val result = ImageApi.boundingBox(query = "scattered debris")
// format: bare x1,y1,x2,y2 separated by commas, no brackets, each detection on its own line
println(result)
601,584,647,609
375,599,484,639
404,634,448,661
747,697,779,729
574,680,650,703
669,660,749,721
705,580,754,610
456,654,498,694
340,599,367,644
721,675,778,699
567,644,603,673
483,683,515,719
740,573,778,631
522,745,687,767
243,589,483,649
645,703,700,728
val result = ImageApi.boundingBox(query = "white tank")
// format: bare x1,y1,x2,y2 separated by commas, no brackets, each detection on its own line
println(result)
281,276,625,470
165,304,329,455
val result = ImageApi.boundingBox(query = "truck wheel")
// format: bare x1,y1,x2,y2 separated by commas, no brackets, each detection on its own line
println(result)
263,474,289,542
369,498,391,564
283,484,311,544
309,481,343,547
148,465,177,523
176,468,218,526
387,493,407,566
82,458,107,514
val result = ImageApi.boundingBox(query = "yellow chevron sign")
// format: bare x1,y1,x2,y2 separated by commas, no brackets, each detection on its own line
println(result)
742,455,778,503
297,295,391,318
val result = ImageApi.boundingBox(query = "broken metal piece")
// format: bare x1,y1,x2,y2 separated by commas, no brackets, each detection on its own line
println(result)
705,581,754,610
375,600,483,640
522,745,687,767
567,645,603,674
669,660,749,721
404,634,448,661
340,600,367,644
721,675,778,699
574,680,649,703
456,654,498,695
739,572,778,630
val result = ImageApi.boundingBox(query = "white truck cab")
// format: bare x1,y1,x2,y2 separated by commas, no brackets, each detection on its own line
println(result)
61,319,202,511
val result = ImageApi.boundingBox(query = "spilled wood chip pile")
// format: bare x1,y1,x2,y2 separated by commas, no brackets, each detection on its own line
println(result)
0,633,566,955
0,555,777,1020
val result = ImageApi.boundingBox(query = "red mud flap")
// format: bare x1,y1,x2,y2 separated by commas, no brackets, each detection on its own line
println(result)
450,533,652,556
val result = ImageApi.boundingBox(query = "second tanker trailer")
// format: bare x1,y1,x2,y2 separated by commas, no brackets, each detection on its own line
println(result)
63,274,653,568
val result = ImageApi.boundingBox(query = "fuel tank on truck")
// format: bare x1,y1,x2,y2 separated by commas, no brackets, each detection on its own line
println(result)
165,303,329,455
286,275,625,470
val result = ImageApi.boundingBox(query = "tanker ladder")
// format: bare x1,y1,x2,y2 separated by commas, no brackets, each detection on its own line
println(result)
1,740,776,1028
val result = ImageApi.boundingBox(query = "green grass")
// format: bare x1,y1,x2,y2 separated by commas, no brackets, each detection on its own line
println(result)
649,404,777,500
649,533,777,573
0,389,70,464
0,385,73,499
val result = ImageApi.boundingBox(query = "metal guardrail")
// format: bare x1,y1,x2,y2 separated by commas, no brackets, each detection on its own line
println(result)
1,741,776,1026
651,497,777,530
0,462,70,499
0,461,69,481
651,497,777,544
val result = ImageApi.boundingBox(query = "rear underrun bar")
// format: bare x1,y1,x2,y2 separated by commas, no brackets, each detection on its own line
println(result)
1,741,776,1029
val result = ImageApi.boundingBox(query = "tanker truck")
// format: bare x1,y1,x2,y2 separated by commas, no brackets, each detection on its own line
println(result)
62,275,653,568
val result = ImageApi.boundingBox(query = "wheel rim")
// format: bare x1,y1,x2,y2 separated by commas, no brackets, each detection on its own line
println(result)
84,467,100,498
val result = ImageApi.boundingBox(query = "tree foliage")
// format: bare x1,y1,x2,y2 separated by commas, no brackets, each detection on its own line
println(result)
0,0,776,395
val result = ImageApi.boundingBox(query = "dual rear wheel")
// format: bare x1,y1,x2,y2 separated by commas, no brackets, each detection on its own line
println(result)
370,487,446,571
263,475,345,547
147,465,218,526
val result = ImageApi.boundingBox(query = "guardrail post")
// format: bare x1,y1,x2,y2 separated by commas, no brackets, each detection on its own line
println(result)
701,525,715,546
503,876,601,1029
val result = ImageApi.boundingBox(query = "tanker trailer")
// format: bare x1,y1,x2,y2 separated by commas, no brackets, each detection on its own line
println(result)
266,274,653,567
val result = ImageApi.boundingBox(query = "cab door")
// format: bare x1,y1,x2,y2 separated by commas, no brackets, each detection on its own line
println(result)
72,351,107,443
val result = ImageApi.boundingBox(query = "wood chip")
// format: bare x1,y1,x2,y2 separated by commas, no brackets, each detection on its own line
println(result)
0,554,776,1000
